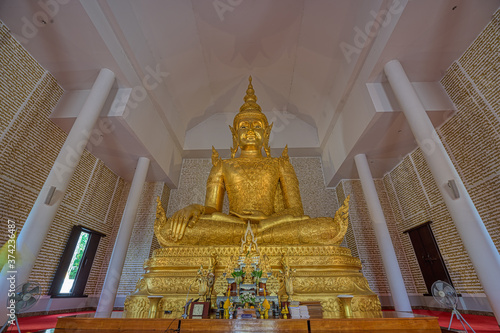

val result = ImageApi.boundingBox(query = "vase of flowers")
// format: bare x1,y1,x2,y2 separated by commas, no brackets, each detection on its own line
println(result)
240,293,256,308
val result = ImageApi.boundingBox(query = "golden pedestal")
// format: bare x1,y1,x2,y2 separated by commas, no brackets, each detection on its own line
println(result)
124,245,381,319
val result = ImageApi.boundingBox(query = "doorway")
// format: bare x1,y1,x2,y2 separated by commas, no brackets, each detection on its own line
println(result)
404,221,453,295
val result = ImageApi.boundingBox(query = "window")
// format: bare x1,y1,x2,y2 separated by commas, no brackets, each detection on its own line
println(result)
49,226,104,297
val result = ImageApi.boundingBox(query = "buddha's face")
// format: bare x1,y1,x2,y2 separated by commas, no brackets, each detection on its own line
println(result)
236,115,266,149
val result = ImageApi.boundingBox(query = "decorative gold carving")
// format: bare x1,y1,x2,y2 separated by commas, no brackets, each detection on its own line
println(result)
293,277,372,294
158,298,186,319
331,195,350,244
279,253,296,300
266,274,280,296
214,275,229,296
321,298,341,314
124,296,149,318
146,277,194,294
351,296,382,313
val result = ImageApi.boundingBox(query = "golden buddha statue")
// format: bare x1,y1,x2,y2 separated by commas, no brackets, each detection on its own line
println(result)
125,77,381,320
154,76,347,247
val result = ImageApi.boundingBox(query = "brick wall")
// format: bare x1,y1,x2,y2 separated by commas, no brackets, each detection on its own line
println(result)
0,20,169,302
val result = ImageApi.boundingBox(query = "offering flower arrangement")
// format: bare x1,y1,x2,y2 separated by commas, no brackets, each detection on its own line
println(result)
231,270,244,284
251,269,263,283
239,293,256,305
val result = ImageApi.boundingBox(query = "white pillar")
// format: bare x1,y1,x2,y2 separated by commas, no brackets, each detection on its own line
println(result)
385,59,500,323
95,157,150,318
0,68,115,317
354,154,412,312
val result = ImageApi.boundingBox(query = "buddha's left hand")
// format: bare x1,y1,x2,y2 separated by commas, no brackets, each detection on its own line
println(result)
231,210,268,223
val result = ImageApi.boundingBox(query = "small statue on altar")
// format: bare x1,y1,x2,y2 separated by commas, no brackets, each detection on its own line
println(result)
261,291,271,319
281,303,289,319
240,221,259,255
196,265,209,301
223,288,233,319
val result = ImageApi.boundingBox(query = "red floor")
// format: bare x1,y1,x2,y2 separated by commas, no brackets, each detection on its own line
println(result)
5,310,499,333
413,309,499,332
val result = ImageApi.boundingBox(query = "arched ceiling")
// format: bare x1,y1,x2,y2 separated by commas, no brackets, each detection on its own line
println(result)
1,0,498,186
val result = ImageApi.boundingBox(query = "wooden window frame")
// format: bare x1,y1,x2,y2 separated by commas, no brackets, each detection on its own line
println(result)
48,225,105,297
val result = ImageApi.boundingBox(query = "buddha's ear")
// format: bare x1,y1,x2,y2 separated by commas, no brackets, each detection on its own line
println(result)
263,123,273,157
229,125,239,158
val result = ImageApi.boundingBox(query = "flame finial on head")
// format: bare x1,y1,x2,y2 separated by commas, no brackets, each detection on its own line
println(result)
239,76,262,112
234,76,267,128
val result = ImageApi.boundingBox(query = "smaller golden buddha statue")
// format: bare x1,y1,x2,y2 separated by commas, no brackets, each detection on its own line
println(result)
155,76,349,247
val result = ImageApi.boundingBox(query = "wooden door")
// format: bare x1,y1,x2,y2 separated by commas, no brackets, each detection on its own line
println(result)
405,222,453,294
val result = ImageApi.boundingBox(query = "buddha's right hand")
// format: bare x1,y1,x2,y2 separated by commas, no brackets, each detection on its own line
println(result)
170,204,205,241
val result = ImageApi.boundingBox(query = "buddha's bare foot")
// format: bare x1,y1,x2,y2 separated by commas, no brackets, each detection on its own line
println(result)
199,212,246,224
230,210,267,223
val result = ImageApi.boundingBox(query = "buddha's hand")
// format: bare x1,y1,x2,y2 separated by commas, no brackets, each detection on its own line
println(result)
231,210,268,224
170,204,205,241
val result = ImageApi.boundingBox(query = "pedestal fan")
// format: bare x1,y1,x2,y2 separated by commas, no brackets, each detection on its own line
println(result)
1,281,41,333
431,280,475,332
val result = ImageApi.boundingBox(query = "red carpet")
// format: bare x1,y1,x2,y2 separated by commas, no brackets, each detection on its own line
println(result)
6,311,94,333
413,309,499,332
5,310,499,332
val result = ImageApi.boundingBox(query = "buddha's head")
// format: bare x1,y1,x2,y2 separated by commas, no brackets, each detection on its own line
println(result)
230,76,273,158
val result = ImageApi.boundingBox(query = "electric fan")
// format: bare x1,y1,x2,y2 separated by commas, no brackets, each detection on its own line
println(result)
431,280,475,332
1,281,41,333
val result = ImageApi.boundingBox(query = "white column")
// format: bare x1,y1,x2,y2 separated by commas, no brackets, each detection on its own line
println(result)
0,69,115,317
95,157,150,318
385,59,500,323
354,154,412,312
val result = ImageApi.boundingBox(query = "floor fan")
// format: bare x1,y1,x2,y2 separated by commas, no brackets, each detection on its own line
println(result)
1,282,41,333
431,280,475,332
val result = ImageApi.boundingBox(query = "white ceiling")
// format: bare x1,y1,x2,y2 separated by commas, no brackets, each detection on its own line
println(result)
1,0,498,186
